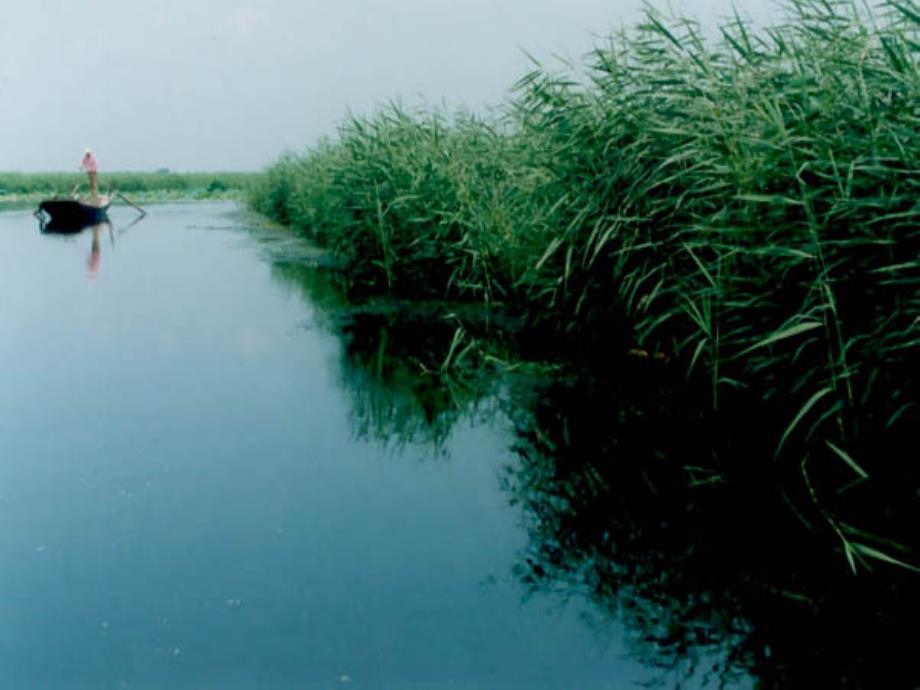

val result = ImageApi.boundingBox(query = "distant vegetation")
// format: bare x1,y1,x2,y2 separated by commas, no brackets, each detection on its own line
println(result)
252,0,919,572
0,171,259,208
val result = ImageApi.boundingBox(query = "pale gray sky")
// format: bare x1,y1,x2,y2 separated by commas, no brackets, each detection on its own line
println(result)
0,0,778,171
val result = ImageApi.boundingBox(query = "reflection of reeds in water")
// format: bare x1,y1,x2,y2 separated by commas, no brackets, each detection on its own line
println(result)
341,347,494,455
339,310,517,454
264,228,918,686
503,374,919,689
269,255,507,455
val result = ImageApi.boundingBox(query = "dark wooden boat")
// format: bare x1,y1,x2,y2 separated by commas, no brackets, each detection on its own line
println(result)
37,198,111,233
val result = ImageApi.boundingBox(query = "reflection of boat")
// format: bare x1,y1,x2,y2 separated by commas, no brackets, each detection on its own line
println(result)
37,197,111,233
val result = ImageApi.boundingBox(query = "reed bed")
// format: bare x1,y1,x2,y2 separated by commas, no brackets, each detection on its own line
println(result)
252,0,919,569
0,171,257,194
253,113,533,302
0,171,258,209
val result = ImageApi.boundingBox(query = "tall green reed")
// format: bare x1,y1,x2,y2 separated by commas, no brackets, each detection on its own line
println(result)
253,108,535,303
252,0,919,570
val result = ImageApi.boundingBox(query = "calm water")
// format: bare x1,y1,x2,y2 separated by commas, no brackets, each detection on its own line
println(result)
0,204,686,690
4,203,911,690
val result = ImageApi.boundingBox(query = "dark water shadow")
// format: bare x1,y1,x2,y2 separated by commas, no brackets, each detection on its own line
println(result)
269,258,508,455
504,373,919,688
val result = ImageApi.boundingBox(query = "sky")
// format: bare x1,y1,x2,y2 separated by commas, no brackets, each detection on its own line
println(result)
0,0,779,171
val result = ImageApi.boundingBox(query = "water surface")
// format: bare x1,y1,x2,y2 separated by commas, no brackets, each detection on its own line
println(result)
0,203,674,690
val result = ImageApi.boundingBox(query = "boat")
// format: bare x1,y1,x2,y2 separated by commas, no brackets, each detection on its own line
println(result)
37,197,111,233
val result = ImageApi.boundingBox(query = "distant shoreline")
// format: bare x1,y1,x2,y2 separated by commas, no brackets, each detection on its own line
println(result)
0,190,247,212
0,171,260,211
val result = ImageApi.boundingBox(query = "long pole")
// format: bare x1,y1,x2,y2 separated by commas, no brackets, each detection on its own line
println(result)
116,192,146,217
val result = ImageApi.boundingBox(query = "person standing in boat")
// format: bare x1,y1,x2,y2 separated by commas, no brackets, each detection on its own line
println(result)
79,148,99,202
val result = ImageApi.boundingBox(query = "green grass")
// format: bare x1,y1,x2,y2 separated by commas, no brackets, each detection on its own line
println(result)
0,171,260,209
251,0,919,570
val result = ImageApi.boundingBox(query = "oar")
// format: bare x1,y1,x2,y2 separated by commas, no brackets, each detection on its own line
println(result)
116,192,147,217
